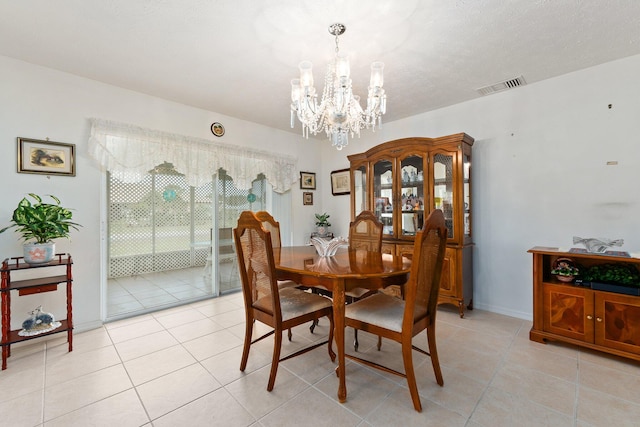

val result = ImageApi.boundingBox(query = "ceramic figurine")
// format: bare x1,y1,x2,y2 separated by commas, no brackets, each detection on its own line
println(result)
19,305,61,337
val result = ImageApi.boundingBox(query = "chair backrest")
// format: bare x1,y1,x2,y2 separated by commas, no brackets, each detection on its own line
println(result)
255,211,282,248
234,211,281,321
403,209,447,328
349,210,383,252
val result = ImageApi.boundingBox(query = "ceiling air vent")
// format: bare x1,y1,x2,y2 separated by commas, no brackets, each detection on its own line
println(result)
476,75,526,96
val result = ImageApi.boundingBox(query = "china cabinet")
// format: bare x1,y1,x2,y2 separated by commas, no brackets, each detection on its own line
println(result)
529,247,640,361
348,133,474,316
1,254,73,369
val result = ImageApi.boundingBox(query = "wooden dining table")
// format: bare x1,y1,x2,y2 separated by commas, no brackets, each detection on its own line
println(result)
273,245,411,403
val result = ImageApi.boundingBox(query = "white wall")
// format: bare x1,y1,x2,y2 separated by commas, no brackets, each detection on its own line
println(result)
322,53,640,319
0,55,321,331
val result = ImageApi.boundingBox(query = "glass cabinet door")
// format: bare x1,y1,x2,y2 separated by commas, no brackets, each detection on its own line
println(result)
399,154,424,237
433,152,455,238
373,159,394,237
463,153,471,238
352,165,367,217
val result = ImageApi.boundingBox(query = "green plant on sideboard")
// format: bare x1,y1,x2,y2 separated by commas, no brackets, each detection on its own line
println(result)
583,263,640,287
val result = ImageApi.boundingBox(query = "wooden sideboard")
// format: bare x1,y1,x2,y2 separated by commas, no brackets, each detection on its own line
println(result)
529,246,640,361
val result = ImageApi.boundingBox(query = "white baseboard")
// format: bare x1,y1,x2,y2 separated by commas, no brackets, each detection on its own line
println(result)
471,302,532,321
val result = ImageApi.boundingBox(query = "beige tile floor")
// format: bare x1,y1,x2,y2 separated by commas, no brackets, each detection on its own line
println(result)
107,262,240,320
2,292,640,427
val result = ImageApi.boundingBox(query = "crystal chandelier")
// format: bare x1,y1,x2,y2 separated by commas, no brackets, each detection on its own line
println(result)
290,23,386,150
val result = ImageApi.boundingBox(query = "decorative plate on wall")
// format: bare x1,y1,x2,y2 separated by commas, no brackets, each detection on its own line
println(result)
211,122,225,137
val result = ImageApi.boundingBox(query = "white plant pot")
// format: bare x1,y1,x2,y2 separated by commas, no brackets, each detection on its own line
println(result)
317,226,327,236
23,242,55,264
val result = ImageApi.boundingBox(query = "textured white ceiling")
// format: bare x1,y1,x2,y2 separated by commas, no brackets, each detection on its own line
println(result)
1,0,639,136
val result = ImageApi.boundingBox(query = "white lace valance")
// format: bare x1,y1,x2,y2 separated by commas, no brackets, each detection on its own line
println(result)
87,118,298,193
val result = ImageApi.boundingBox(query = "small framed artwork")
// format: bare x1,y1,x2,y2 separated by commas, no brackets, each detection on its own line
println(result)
330,168,350,195
211,122,225,137
300,171,316,189
303,192,313,205
17,137,76,176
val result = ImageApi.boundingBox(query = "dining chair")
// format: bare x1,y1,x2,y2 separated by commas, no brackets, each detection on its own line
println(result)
344,209,448,412
347,210,384,351
235,211,336,391
308,210,385,347
255,210,303,340
255,211,299,291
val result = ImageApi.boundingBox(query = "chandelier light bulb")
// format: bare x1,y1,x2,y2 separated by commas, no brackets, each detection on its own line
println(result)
290,79,301,102
290,23,386,151
370,62,384,88
298,61,314,88
335,54,350,79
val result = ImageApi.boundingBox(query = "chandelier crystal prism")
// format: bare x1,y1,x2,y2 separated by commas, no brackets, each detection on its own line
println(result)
290,23,387,150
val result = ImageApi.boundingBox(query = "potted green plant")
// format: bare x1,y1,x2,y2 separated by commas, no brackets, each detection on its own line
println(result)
0,193,81,264
551,257,579,282
315,212,331,236
584,263,640,287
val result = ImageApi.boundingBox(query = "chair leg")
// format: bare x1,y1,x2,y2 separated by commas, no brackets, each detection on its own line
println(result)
288,328,292,341
426,324,443,386
326,314,336,362
240,315,253,372
376,335,382,351
402,339,422,412
267,329,283,391
310,319,318,333
353,328,359,351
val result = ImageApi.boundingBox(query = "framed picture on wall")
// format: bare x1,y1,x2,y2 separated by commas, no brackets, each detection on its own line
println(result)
300,171,316,189
17,137,76,176
330,168,350,195
303,192,313,205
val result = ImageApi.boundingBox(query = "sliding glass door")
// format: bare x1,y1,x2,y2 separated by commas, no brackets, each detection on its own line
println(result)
106,164,288,318
106,163,214,318
214,170,267,294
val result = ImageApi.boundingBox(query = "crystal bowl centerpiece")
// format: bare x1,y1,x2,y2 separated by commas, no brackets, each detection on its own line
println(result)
310,236,348,257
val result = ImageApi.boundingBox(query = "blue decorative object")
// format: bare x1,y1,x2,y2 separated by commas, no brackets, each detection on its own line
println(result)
247,193,256,203
163,188,177,201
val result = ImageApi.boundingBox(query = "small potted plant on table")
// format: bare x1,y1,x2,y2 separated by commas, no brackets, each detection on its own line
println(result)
315,213,331,237
0,193,81,264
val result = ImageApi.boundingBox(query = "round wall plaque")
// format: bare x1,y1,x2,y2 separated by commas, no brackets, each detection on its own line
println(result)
211,122,225,137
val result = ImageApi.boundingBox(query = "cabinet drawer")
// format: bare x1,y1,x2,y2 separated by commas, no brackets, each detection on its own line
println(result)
395,244,414,259
381,243,396,255
19,284,58,296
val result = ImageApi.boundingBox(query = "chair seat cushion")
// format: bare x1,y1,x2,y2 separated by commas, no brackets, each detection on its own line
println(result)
345,293,404,332
345,287,377,299
254,287,332,322
277,279,300,289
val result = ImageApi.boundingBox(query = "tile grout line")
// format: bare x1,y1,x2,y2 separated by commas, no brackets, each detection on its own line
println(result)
574,351,581,427
461,316,522,426
40,342,47,426
106,322,154,425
